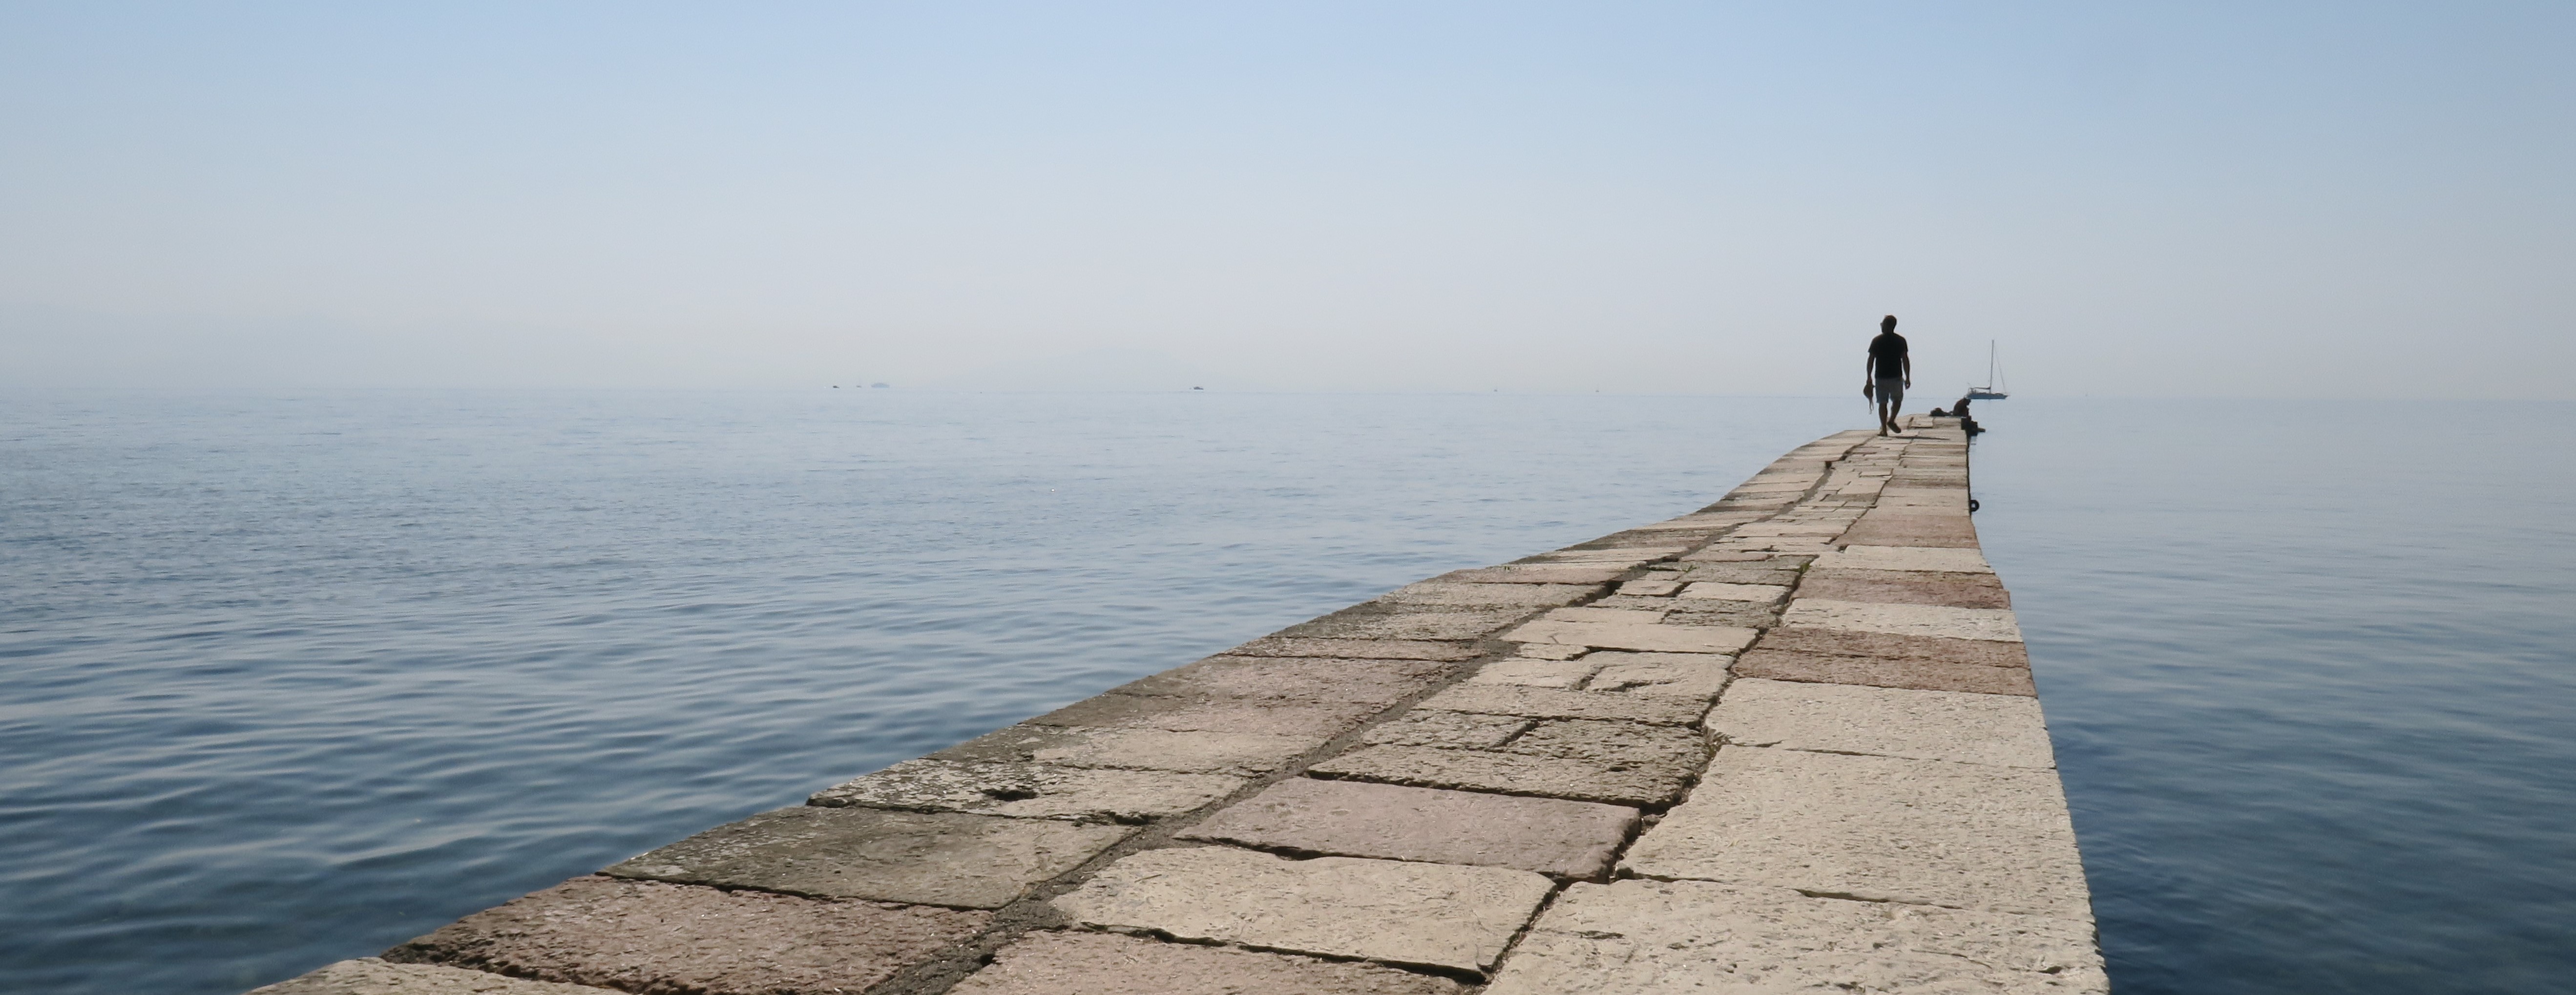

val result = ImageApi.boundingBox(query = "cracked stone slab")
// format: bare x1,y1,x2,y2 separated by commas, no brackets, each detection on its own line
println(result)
1677,581,1791,604
1228,637,1484,661
1579,651,1733,700
603,806,1129,908
1797,569,2011,609
1310,718,1703,807
1533,606,1672,625
1782,599,2024,642
1026,693,1384,739
931,724,1315,776
1508,719,1706,768
1377,581,1600,609
1360,710,1531,749
1177,777,1640,877
1736,649,2036,696
1811,545,1993,573
951,931,1467,995
1502,618,1758,655
1759,626,2031,668
1660,603,1782,630
1710,678,2056,768
1416,683,1707,724
1114,655,1456,706
1436,564,1630,585
385,876,990,995
808,759,1246,822
248,959,617,995
1485,879,2107,995
1468,656,1601,689
1674,563,1802,586
1615,579,1684,597
1277,608,1525,641
1309,744,1694,806
1622,748,2092,918
1589,594,1685,613
1051,847,1556,974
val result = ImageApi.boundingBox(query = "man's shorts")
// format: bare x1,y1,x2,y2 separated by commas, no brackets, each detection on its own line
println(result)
1875,378,1906,402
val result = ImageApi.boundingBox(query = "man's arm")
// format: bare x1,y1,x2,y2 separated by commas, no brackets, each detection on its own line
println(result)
1903,354,1912,387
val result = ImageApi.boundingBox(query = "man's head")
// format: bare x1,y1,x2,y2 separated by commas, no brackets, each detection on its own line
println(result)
1881,315,1898,332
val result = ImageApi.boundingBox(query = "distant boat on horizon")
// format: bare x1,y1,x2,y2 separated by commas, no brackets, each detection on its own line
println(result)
1967,340,2009,400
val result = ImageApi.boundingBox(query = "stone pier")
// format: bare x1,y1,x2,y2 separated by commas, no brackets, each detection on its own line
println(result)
252,418,2105,995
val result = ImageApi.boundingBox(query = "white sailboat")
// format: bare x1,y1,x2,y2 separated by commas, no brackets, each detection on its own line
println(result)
1967,340,2009,400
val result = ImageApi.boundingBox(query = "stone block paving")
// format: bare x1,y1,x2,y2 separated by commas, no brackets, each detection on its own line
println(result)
1051,847,1556,974
382,876,992,995
1175,777,1638,877
949,931,1466,995
256,419,2101,995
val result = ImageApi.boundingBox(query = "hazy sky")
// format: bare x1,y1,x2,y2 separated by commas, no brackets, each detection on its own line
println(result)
4,2,2570,397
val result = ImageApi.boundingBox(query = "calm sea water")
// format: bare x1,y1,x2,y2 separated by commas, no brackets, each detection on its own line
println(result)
0,390,1851,994
4,393,2568,994
1978,400,2576,994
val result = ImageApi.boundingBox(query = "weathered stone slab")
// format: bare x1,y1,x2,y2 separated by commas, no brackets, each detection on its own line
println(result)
1527,546,1687,565
1677,581,1790,603
1468,656,1599,689
808,760,1245,823
1811,545,1992,573
1051,847,1556,974
1535,606,1671,625
1178,777,1639,877
1736,649,2036,696
951,931,1467,995
1027,694,1383,739
1728,521,1849,536
1877,487,1969,510
1310,745,1694,806
1277,608,1523,641
385,876,989,994
1622,513,1766,532
1615,578,1683,596
1508,719,1706,768
1675,550,1788,564
1437,564,1628,585
1588,594,1683,613
1416,683,1707,724
1485,879,2107,995
1377,581,1599,609
1516,640,1589,659
1782,599,2024,642
1502,618,1758,655
1759,626,2032,668
1580,651,1733,700
1797,569,2011,608
931,724,1314,776
1360,709,1530,748
250,959,614,995
1836,512,1980,549
1114,655,1455,705
1710,678,2056,768
1674,563,1802,585
1229,637,1484,661
1623,749,2092,918
1659,602,1781,630
604,806,1128,908
1312,717,1703,807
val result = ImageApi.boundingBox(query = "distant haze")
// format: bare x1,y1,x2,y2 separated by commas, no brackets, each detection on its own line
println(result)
3,3,2570,399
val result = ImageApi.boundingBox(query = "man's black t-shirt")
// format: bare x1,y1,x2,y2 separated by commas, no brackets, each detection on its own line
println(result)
1869,332,1908,380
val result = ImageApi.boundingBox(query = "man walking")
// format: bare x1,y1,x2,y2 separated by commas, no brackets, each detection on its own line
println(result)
1866,315,1911,436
